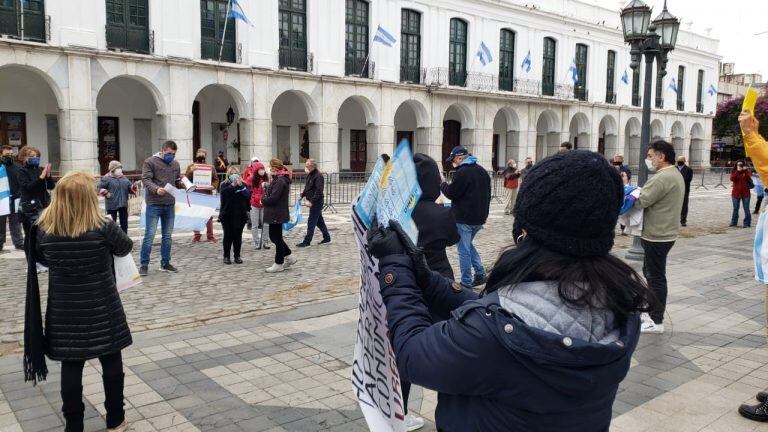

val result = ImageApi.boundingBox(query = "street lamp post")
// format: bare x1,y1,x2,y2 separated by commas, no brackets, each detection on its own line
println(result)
620,0,680,261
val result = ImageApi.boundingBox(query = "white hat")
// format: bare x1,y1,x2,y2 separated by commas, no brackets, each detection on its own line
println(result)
251,156,260,162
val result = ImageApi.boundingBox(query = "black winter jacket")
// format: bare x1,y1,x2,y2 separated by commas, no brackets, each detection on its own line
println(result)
262,174,291,224
440,158,491,225
18,164,55,215
35,221,133,361
300,169,324,203
219,181,251,225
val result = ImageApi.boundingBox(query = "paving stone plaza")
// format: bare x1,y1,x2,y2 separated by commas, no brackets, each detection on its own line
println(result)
2,187,768,431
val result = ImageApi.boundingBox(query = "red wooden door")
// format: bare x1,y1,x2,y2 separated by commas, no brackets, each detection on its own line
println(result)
350,129,367,172
97,116,120,175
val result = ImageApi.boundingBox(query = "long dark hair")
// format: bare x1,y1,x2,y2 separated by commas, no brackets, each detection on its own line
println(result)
483,239,656,322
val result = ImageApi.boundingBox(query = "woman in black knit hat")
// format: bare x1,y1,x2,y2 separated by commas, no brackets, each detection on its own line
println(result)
366,150,656,431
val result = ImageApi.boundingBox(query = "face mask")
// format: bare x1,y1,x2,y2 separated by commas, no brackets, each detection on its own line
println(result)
229,173,240,183
677,161,684,167
27,157,40,166
114,168,123,176
163,153,175,164
511,164,517,169
304,167,310,174
257,169,265,176
195,156,206,163
1,155,11,164
645,158,657,172
526,162,533,168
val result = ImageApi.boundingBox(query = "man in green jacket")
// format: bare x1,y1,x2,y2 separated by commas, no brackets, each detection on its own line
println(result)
634,140,685,334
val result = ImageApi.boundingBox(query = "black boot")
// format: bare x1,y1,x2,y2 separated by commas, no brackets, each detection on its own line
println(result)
739,398,768,422
61,387,85,432
755,196,764,214
102,373,126,429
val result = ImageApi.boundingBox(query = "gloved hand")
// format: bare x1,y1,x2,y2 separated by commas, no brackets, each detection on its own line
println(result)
367,219,433,289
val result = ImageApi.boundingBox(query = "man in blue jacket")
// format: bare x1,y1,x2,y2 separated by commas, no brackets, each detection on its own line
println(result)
440,146,491,289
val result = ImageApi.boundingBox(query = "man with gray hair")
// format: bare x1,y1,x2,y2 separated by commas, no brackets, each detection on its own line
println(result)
613,154,632,181
296,159,331,247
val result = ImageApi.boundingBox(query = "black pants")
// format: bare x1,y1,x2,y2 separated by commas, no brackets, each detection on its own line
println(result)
107,207,129,233
0,212,24,249
269,223,291,265
61,351,125,431
222,219,245,259
303,199,330,244
756,196,764,214
680,190,690,224
642,239,675,323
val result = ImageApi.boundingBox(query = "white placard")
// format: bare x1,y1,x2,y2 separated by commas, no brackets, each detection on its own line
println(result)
114,254,141,292
192,164,213,189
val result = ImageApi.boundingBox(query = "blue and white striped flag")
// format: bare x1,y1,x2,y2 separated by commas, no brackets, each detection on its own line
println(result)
708,84,717,96
568,58,578,84
669,77,678,94
373,25,396,47
227,0,254,27
521,50,532,72
0,164,10,216
140,187,219,232
621,69,629,85
476,41,493,66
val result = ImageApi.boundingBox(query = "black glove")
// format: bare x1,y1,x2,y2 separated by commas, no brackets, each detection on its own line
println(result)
368,219,433,289
367,218,406,258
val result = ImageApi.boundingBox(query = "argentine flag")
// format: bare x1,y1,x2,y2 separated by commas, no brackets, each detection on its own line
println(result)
568,58,578,84
0,164,9,216
227,0,254,27
476,41,493,66
373,25,396,47
669,77,678,94
708,84,717,96
521,50,532,72
621,69,629,85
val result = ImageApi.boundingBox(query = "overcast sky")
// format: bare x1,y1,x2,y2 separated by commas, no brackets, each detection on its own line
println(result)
593,0,768,78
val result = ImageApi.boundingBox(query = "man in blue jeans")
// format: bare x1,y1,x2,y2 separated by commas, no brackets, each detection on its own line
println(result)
440,146,491,289
140,140,183,275
296,159,331,247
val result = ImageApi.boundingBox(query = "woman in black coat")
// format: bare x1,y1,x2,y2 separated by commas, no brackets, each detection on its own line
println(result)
25,171,133,432
219,166,251,265
17,146,55,240
261,159,295,272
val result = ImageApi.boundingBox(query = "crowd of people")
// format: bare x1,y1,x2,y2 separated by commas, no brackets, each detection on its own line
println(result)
10,114,768,430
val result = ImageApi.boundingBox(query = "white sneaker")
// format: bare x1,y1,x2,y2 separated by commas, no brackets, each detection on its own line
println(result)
640,319,664,334
265,263,284,273
405,414,425,431
640,312,652,324
107,420,130,432
284,255,297,268
36,263,48,274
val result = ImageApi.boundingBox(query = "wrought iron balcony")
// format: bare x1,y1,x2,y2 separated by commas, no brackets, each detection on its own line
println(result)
554,84,576,99
514,78,541,96
605,91,616,104
400,64,421,84
279,47,308,71
106,24,151,54
345,56,374,78
422,68,497,92
448,68,466,87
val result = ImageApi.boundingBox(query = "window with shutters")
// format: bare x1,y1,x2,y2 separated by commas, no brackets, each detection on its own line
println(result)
0,0,45,41
399,9,420,83
106,0,150,53
542,37,556,96
279,0,307,70
696,69,704,113
498,29,515,91
200,0,236,62
677,65,685,111
574,43,588,100
605,50,616,103
345,0,369,76
449,18,467,86
632,67,641,107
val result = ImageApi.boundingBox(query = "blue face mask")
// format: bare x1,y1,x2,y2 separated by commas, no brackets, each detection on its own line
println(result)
27,157,40,166
229,173,240,183
162,153,175,164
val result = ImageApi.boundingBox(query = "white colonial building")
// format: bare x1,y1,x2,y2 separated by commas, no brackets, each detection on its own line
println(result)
0,0,719,174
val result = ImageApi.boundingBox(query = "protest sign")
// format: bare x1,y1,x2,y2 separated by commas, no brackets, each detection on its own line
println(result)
192,164,214,190
351,140,421,432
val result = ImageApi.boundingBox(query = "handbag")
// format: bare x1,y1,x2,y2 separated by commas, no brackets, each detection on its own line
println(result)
19,199,43,216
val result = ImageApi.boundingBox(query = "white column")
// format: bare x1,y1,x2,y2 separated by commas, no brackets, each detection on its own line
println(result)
473,128,493,169
60,55,98,174
308,122,339,173
166,65,193,168
426,126,443,163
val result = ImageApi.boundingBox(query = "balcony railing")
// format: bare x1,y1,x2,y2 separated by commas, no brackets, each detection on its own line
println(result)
574,87,588,101
605,91,616,104
105,24,151,54
696,102,704,113
345,57,374,78
279,47,308,71
448,68,466,87
515,78,541,96
632,95,641,107
655,98,664,109
400,64,421,84
677,100,685,111
422,68,497,92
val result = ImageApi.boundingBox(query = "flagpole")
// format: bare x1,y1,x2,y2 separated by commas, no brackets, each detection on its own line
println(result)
360,30,374,77
19,0,25,41
218,0,232,63
465,54,477,87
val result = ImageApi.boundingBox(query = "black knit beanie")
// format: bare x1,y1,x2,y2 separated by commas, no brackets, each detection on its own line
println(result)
512,150,623,257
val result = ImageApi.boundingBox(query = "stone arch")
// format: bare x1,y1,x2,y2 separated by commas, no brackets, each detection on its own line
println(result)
651,119,665,142
394,99,429,153
568,112,591,150
624,117,641,169
598,115,619,157
0,64,63,171
96,76,162,173
535,109,561,161
271,90,315,166
442,103,475,171
92,74,166,116
670,120,686,158
690,122,706,168
492,107,521,170
193,84,247,165
338,95,379,172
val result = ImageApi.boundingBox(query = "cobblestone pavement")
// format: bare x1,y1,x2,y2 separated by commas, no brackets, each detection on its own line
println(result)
2,187,768,431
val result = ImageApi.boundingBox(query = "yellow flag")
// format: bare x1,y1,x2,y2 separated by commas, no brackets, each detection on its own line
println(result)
744,85,759,115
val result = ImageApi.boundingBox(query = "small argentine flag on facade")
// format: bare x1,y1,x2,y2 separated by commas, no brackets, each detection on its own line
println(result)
228,0,254,27
669,77,678,94
621,69,629,85
373,25,396,47
708,84,717,96
568,58,578,84
521,50,532,72
476,41,493,66
0,164,10,216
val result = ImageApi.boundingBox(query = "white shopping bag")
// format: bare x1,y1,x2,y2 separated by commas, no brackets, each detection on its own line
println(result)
114,254,141,292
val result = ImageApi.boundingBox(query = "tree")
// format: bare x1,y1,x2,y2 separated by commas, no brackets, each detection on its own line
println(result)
713,94,768,143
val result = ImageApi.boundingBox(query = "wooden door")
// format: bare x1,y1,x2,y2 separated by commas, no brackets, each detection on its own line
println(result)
97,116,120,174
492,134,500,171
350,129,367,172
192,100,201,153
396,131,414,151
598,136,605,156
0,112,27,153
442,120,461,173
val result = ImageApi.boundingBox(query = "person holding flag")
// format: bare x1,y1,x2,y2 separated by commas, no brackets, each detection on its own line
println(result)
185,149,219,243
0,145,23,252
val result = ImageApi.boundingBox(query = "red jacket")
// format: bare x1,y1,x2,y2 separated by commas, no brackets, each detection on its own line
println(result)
247,162,269,208
731,169,752,199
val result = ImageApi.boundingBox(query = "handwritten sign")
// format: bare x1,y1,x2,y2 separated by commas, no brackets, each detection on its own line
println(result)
192,164,214,190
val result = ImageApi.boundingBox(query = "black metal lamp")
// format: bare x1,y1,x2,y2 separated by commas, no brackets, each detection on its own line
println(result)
620,0,652,44
652,1,680,52
226,106,235,126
